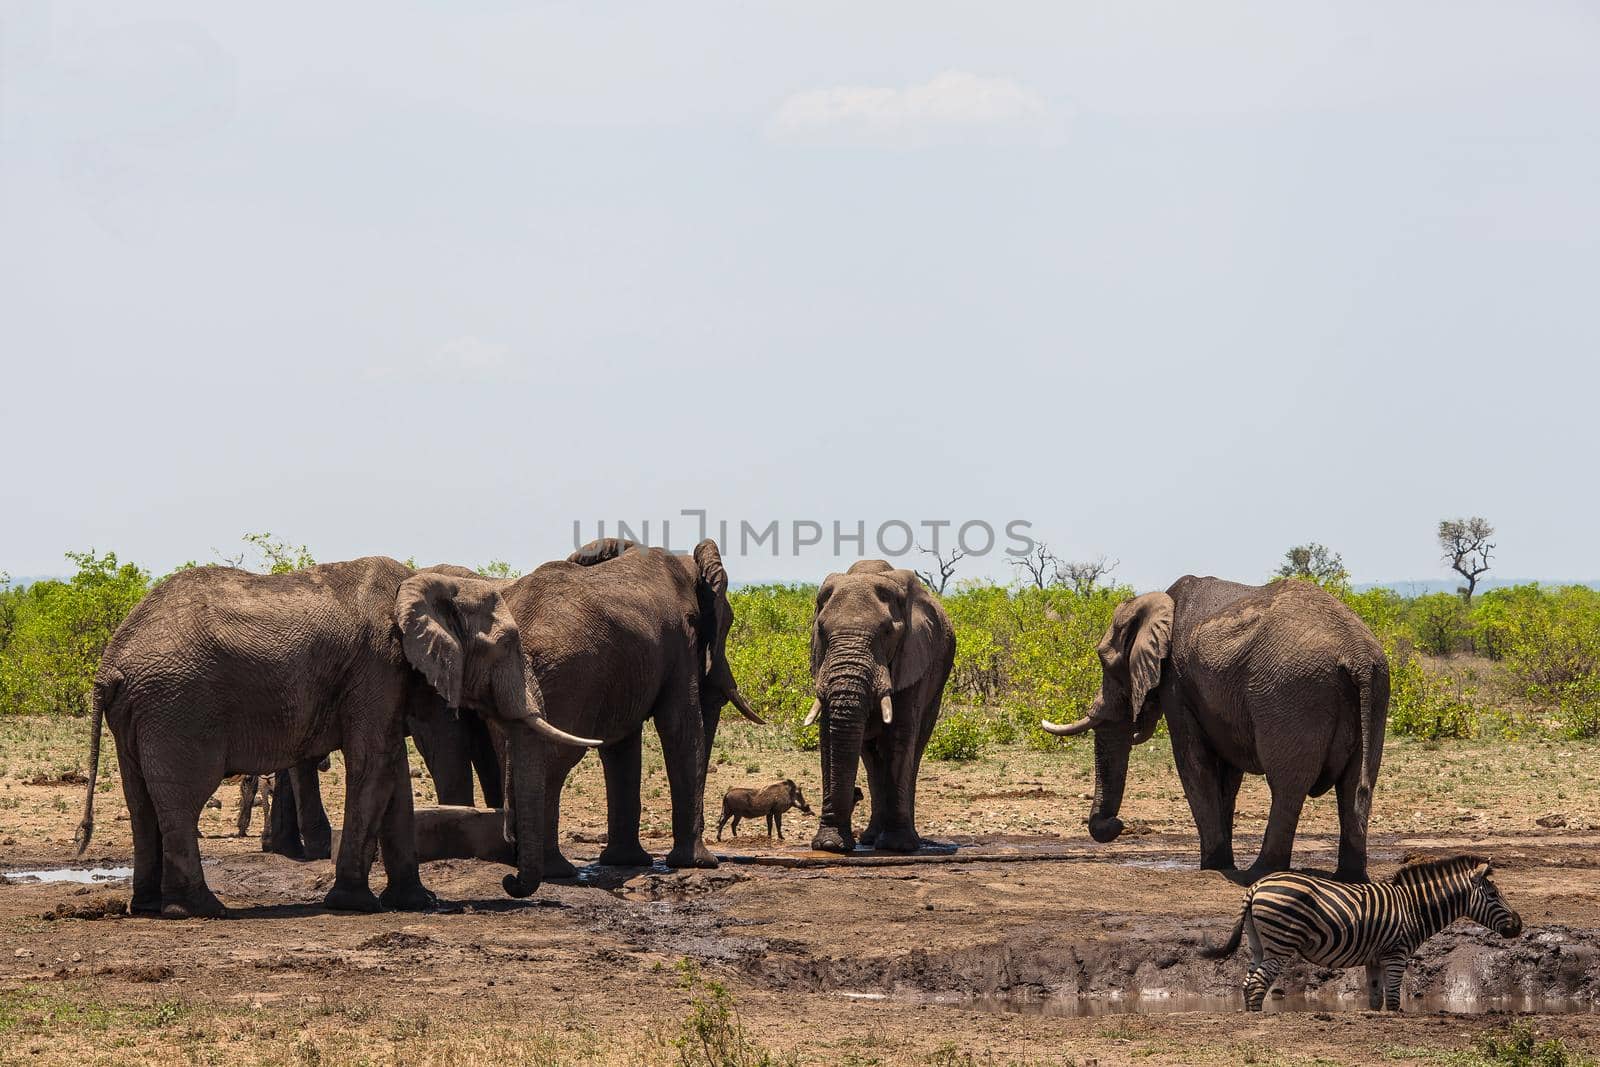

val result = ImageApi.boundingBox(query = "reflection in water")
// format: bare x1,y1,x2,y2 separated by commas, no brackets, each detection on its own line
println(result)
4,866,133,884
863,989,1600,1017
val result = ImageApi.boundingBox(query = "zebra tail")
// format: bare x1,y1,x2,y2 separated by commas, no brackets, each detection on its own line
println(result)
1199,899,1247,959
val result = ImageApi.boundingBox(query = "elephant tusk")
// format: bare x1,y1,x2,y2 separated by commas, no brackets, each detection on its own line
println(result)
530,717,604,748
729,689,766,725
880,694,893,724
803,698,822,728
1040,714,1097,737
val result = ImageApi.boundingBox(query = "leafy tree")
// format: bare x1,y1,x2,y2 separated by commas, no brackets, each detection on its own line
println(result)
478,560,522,579
1438,517,1494,602
1274,543,1349,592
1407,592,1469,656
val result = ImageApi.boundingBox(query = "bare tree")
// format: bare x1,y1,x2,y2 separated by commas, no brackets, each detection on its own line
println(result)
1438,517,1495,602
914,544,965,595
1274,543,1348,588
1009,542,1060,590
1057,554,1120,595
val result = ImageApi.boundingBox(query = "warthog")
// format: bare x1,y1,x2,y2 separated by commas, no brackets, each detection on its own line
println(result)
717,780,814,840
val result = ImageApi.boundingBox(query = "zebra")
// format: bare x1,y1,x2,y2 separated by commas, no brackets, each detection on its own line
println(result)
1201,854,1522,1011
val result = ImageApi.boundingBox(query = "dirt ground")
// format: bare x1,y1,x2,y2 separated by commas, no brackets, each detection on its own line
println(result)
3,716,1600,1065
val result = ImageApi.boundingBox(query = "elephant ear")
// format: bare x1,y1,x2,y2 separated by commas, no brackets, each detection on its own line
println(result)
568,538,639,566
889,568,947,693
1123,591,1175,719
395,573,465,709
810,574,842,677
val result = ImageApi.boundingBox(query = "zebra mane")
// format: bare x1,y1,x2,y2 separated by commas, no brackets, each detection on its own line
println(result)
1390,853,1491,884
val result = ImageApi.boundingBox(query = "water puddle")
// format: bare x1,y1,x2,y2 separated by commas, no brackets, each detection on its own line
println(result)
4,866,133,885
890,989,1600,1017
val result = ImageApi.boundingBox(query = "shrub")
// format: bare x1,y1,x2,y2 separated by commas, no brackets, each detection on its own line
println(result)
1405,593,1471,656
925,709,986,761
1385,641,1477,741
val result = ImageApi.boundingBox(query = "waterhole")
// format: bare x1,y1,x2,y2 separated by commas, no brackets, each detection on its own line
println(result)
896,989,1600,1017
4,866,133,885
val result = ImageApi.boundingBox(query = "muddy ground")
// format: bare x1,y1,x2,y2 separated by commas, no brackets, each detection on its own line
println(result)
3,720,1600,1064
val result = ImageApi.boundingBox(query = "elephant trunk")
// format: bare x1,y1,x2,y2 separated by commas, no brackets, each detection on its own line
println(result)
814,634,885,848
502,723,547,898
819,702,864,846
1088,723,1132,843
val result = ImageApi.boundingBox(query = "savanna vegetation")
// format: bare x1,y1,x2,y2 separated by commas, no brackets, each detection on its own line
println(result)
3,522,1598,763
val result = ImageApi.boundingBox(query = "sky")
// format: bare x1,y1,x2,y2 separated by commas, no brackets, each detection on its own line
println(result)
3,1,1598,588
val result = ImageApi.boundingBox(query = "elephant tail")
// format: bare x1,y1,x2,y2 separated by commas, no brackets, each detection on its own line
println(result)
1199,897,1248,960
75,668,119,856
1349,655,1389,829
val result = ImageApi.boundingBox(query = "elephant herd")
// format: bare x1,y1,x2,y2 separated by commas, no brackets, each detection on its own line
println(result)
74,540,1390,919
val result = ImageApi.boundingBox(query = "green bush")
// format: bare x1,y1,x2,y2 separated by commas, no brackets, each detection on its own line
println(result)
925,709,987,761
0,551,151,716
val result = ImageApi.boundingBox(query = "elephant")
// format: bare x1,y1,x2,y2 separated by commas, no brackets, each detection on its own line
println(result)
74,557,599,918
236,757,332,860
495,538,765,898
251,564,509,863
1041,576,1389,880
805,560,955,854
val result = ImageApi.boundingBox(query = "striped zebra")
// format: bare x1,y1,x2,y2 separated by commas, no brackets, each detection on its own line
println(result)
1201,854,1522,1011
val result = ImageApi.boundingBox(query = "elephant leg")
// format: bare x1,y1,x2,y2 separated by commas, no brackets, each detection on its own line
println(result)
1250,778,1310,876
656,685,716,870
264,767,305,859
858,741,890,847
324,741,392,913
873,712,924,853
147,769,225,919
540,749,584,878
1166,701,1236,870
597,728,652,867
289,758,332,860
1333,757,1370,882
468,715,504,809
411,712,476,807
116,738,163,916
377,743,435,912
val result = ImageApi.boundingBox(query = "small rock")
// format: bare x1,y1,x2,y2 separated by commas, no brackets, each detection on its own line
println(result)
409,767,423,779
204,797,222,810
1537,812,1568,829
14,949,31,959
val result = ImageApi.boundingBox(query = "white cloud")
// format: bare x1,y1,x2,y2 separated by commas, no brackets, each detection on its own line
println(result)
767,71,1050,148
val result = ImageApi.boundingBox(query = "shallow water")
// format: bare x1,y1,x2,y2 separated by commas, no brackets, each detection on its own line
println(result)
921,989,1600,1017
4,866,133,884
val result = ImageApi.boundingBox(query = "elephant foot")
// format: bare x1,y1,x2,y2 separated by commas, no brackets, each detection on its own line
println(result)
300,835,333,862
1333,865,1369,884
810,825,855,854
1199,856,1237,872
379,880,438,912
130,893,162,917
323,884,383,913
1242,859,1290,882
160,889,226,920
597,843,653,868
663,841,718,870
1088,816,1125,843
543,852,580,880
872,827,920,853
858,824,881,848
502,873,539,899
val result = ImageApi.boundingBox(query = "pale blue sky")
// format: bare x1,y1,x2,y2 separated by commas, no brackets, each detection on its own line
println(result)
3,2,1597,587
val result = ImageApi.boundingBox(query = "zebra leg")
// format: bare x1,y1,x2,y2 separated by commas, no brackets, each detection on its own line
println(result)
1366,963,1382,1010
1244,956,1284,1012
1380,953,1407,1011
